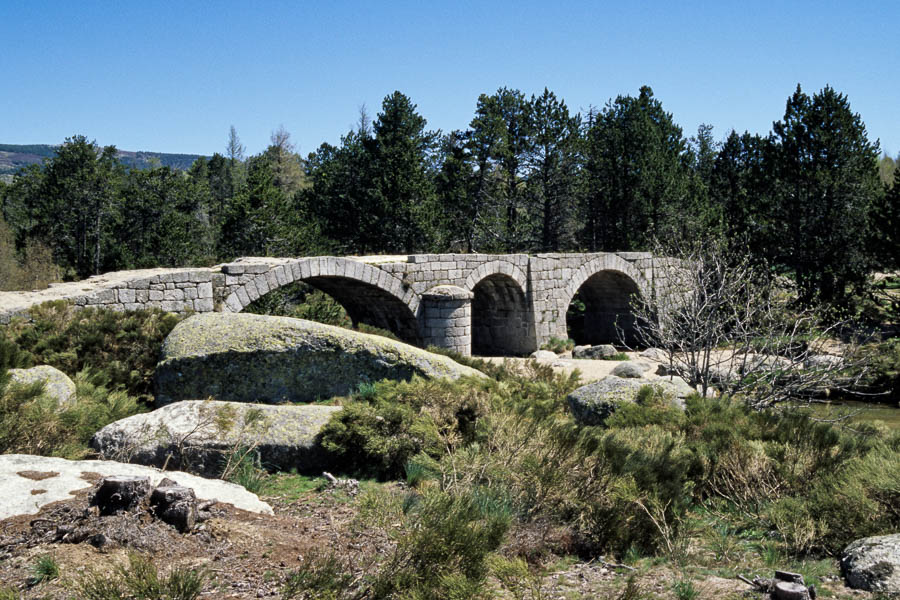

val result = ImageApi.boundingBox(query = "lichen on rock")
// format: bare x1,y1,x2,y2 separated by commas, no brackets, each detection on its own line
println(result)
154,312,484,406
92,400,342,475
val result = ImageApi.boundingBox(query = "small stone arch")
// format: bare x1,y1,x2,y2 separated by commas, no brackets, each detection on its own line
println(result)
466,261,533,355
562,255,650,347
222,257,421,344
464,260,528,294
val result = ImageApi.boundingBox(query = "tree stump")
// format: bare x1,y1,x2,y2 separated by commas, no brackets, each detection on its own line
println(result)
773,581,810,600
149,483,198,532
89,476,150,515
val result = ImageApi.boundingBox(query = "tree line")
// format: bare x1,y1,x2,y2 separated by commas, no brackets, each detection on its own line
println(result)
1,84,897,307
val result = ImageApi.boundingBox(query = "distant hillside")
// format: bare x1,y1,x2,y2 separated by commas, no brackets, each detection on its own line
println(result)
0,143,206,175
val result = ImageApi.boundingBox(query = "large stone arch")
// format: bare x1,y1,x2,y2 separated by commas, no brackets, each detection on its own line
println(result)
562,255,650,347
222,257,422,344
466,261,534,355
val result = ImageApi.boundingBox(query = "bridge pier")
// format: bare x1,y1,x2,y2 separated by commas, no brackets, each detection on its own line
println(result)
421,285,472,356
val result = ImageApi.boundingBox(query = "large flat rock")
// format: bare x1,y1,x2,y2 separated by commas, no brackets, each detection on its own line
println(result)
91,400,341,475
154,312,485,406
0,454,272,520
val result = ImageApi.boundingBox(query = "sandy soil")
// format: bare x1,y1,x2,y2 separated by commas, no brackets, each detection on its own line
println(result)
482,351,670,383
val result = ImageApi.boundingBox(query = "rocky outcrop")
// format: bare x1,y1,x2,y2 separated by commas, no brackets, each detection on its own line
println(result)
7,365,76,409
610,361,651,378
567,376,693,425
841,533,900,594
530,350,558,360
639,348,669,363
91,400,341,475
0,454,272,520
154,313,485,406
573,344,618,359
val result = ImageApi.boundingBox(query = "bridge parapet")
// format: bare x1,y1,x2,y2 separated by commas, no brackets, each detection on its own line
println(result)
0,267,217,324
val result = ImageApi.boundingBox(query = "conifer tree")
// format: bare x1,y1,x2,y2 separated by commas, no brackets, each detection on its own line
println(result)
772,85,882,305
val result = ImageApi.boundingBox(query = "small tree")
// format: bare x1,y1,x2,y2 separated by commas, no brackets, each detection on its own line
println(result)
628,238,869,409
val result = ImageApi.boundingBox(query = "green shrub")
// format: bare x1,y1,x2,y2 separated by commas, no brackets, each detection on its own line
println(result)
0,587,21,600
862,338,900,401
71,553,205,600
370,488,510,599
1,368,142,458
768,443,900,555
288,290,352,327
541,337,575,353
30,553,60,584
605,385,687,429
3,301,184,401
281,550,355,600
319,377,489,479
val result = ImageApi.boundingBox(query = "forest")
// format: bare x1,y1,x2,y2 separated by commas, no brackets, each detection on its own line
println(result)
1,83,898,315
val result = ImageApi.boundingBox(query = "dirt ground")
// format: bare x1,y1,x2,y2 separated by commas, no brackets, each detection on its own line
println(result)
0,468,880,600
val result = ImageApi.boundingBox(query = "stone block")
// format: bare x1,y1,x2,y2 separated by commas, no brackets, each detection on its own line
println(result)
128,279,150,290
198,282,213,299
190,270,212,282
149,290,164,301
118,288,136,303
165,282,175,290
123,303,143,311
136,290,150,303
161,301,185,313
95,289,116,304
184,288,198,300
274,265,289,286
245,282,259,302
193,298,214,312
172,271,190,283
236,286,251,307
150,283,165,291
289,261,302,280
265,270,279,290
255,276,270,296
224,296,242,312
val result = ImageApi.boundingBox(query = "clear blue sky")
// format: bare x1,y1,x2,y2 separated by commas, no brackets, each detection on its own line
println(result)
2,1,898,157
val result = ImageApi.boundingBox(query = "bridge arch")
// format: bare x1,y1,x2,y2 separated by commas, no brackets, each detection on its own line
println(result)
563,255,649,347
466,261,533,355
223,258,421,344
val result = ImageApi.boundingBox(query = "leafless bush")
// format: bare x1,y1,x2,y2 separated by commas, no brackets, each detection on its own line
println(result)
626,238,870,409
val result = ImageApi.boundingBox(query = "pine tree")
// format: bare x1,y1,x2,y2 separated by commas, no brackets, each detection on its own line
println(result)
522,88,581,251
371,91,438,253
580,86,692,250
772,85,882,305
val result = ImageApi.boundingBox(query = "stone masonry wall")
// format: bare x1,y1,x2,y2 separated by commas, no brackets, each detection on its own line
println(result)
0,253,673,356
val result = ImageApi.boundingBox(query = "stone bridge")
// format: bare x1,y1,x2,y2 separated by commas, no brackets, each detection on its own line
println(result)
0,253,679,356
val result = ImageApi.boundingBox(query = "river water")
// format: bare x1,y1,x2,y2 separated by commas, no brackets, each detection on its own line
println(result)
799,399,900,430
